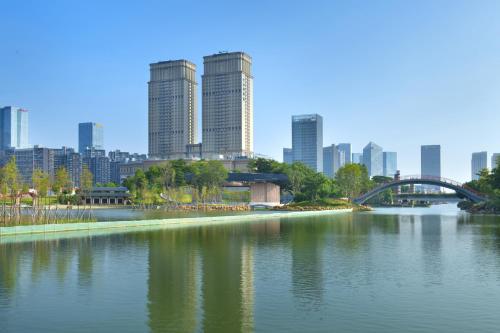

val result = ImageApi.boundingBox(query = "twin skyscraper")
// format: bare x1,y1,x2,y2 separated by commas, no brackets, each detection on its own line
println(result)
148,51,253,160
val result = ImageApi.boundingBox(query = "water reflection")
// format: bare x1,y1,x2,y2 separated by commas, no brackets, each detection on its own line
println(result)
1,207,500,332
285,218,326,311
420,215,443,285
200,226,254,333
147,230,197,333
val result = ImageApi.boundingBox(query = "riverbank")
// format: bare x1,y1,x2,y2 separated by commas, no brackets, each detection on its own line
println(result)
0,208,353,238
458,200,500,215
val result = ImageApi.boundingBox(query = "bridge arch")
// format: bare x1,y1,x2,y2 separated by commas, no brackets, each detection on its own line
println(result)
353,175,485,205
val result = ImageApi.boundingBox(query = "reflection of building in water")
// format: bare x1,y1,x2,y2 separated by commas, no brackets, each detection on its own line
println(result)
201,228,254,333
78,238,94,287
241,242,254,333
289,222,325,310
250,219,281,237
420,215,443,284
147,231,197,333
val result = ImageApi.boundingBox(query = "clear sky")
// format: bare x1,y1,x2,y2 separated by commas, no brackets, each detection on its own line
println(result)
1,0,499,182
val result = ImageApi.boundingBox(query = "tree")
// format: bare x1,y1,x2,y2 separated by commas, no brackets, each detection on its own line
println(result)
299,172,333,201
286,162,314,197
80,166,93,197
53,167,71,194
32,169,50,206
2,157,20,199
335,163,370,199
190,160,228,202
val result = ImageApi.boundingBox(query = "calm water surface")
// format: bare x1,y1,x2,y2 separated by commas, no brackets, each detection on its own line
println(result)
1,204,500,332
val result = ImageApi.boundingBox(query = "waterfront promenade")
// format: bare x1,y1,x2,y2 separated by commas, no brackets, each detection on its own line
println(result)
0,208,352,239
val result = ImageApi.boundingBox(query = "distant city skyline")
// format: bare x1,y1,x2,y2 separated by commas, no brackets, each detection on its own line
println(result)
2,1,500,181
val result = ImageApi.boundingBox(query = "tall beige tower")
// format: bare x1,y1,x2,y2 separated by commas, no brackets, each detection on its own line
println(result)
148,60,197,159
202,52,253,158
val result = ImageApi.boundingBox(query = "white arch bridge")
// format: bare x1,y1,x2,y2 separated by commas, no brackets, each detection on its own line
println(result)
353,175,486,205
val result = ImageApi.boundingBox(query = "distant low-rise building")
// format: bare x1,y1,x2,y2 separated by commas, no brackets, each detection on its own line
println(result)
80,186,130,205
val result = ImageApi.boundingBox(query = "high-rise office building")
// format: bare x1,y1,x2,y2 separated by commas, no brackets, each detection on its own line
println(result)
202,52,253,158
11,146,54,185
53,146,81,187
421,145,441,192
291,114,323,172
82,155,110,185
323,144,340,178
0,106,29,150
492,153,500,170
337,143,351,166
421,145,441,177
148,60,197,159
79,122,103,153
383,152,397,178
471,151,488,180
363,142,383,177
283,148,293,164
352,153,363,164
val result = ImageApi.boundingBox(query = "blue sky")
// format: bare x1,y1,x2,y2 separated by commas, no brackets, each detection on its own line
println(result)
1,0,499,182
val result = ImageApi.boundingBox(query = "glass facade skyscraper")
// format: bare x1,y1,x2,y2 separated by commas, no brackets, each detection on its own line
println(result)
383,151,397,178
337,143,351,166
421,145,441,192
0,106,29,150
471,151,488,180
323,144,340,178
363,142,383,177
78,122,104,153
492,153,500,170
352,153,363,164
283,148,293,164
291,114,323,172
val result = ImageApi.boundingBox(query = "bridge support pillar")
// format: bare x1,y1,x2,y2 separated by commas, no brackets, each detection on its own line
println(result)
250,183,281,206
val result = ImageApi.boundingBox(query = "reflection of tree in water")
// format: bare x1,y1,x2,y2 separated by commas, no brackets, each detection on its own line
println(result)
283,218,327,311
0,243,20,302
147,229,197,333
55,239,73,283
200,224,254,333
458,214,500,281
31,240,53,282
78,237,94,287
0,238,78,302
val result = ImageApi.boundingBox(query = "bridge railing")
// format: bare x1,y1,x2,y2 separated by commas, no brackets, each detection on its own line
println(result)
398,175,463,187
354,175,485,203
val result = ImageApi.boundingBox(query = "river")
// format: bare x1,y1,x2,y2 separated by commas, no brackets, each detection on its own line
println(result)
1,204,499,332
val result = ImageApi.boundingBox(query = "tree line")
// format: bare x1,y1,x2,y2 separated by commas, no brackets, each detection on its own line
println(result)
123,159,228,205
249,158,386,203
463,159,500,211
0,157,94,206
